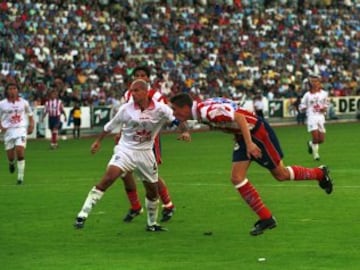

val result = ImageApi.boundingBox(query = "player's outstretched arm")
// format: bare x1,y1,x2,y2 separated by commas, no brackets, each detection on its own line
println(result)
177,131,191,142
91,130,110,154
176,121,191,142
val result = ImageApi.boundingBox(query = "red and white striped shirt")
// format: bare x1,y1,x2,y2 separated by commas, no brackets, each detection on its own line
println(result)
44,99,64,117
193,97,259,133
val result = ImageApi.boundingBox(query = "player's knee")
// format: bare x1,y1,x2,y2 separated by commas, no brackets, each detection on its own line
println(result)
231,177,247,187
272,168,290,181
145,190,159,201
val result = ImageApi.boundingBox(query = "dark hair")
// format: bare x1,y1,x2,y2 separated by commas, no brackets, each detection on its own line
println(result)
5,82,18,91
170,93,193,107
4,82,19,98
132,66,150,78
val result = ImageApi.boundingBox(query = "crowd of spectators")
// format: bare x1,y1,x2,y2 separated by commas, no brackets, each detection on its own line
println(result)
0,0,359,108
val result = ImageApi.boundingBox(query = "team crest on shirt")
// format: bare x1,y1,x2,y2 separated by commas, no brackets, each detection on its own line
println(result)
133,129,152,143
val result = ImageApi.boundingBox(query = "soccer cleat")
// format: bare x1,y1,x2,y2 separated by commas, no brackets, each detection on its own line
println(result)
160,207,175,222
74,217,86,229
9,163,15,174
50,144,58,150
123,207,143,222
17,180,23,185
307,141,313,154
318,165,333,194
146,224,168,232
250,216,277,236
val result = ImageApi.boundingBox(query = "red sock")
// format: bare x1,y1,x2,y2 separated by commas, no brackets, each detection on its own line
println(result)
236,180,272,220
126,190,142,210
52,132,58,144
289,166,323,181
158,178,173,209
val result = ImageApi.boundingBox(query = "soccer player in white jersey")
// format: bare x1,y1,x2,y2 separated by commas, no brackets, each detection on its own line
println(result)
170,93,333,236
300,75,329,161
119,66,176,223
74,79,190,232
0,83,34,184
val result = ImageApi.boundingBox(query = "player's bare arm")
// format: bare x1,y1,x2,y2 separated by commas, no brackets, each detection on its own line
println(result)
177,121,191,142
27,116,35,135
91,130,111,154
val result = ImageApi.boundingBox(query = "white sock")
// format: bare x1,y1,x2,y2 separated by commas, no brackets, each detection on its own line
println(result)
312,143,319,158
77,186,104,219
17,160,25,181
145,197,159,226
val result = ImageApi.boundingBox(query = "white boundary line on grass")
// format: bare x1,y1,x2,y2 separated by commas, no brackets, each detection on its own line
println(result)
0,181,359,188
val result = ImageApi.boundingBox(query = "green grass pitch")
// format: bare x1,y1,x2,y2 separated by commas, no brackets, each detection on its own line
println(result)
0,122,359,270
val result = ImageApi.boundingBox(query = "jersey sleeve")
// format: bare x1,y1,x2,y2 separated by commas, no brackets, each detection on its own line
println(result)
104,104,125,132
299,93,308,110
161,103,176,122
322,91,329,109
24,100,33,116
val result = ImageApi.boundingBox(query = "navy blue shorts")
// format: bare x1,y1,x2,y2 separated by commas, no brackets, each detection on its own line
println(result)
48,116,61,130
232,120,284,170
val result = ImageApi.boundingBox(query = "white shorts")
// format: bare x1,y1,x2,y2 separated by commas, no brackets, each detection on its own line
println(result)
306,115,326,133
4,128,28,150
108,145,158,183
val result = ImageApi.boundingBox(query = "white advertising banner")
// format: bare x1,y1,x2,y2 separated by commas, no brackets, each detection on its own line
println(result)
34,106,91,139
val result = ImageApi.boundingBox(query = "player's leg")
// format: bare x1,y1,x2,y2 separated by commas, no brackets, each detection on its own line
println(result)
74,165,123,229
48,118,55,148
153,135,175,221
257,121,332,194
158,176,175,222
310,129,321,160
271,161,333,194
307,118,323,160
306,118,315,156
5,140,16,174
232,160,276,236
51,128,58,148
138,151,166,232
142,181,164,231
74,119,81,138
76,125,80,138
313,120,326,160
122,172,143,222
51,117,62,148
15,143,26,185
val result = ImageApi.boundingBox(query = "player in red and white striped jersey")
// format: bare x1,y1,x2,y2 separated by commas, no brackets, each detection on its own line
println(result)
42,89,67,149
119,66,176,223
0,83,34,184
170,93,334,236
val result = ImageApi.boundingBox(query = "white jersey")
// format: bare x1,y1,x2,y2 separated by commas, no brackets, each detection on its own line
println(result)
0,97,33,130
104,99,175,150
300,90,329,119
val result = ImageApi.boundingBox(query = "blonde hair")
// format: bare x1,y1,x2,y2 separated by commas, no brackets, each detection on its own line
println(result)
130,79,148,90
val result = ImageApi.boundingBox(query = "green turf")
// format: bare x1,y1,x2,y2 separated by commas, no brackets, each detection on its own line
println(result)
0,122,359,270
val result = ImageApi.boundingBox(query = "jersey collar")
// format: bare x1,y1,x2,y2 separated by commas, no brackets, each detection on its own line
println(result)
134,98,155,110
